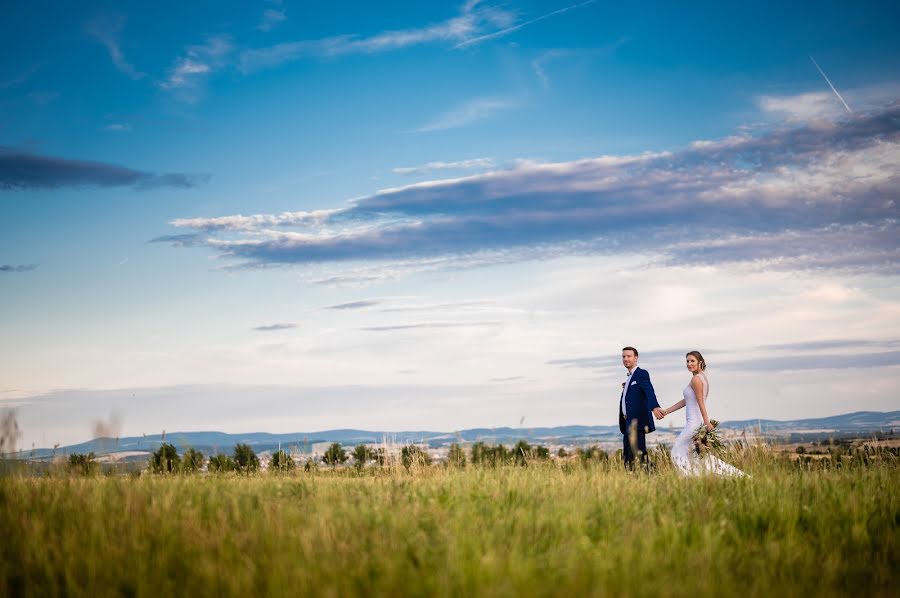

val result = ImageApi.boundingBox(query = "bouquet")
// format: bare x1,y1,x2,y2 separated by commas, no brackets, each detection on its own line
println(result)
692,420,723,457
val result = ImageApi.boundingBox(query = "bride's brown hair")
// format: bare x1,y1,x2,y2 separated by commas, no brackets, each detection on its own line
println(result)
686,350,707,370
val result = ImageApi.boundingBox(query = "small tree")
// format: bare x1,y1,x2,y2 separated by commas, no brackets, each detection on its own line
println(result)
557,447,568,458
233,443,260,473
270,449,295,473
470,441,488,465
150,443,181,473
182,448,204,473
401,445,431,469
489,444,511,467
322,442,347,467
352,444,373,470
67,452,99,475
207,454,235,473
513,440,533,466
535,445,550,460
447,443,466,467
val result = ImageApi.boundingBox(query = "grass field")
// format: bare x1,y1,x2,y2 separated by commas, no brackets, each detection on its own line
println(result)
1,449,897,597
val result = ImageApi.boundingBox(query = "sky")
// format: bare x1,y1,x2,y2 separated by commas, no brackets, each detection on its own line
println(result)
2,0,899,449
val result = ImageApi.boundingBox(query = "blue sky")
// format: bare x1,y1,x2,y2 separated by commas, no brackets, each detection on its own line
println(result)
2,1,899,448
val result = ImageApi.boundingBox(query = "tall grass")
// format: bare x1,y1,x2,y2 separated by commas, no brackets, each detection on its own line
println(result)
1,450,896,597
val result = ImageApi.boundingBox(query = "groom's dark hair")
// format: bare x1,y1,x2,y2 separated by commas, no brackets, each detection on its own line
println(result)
622,346,638,356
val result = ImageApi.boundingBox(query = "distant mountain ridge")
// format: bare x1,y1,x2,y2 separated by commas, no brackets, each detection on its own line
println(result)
20,410,899,459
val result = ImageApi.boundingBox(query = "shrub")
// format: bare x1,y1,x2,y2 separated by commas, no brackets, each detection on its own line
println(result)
67,452,99,475
150,443,181,474
182,448,204,473
270,449,295,473
447,443,466,467
322,443,347,467
207,454,235,473
233,444,260,473
401,445,431,469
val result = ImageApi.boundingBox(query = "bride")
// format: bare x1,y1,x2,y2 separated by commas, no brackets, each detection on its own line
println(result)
661,351,744,477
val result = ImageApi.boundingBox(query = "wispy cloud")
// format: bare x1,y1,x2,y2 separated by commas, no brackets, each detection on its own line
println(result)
531,40,628,89
103,123,131,132
0,65,40,89
361,321,501,332
147,233,204,246
454,0,597,49
757,339,900,352
380,300,494,313
257,8,287,32
0,147,209,191
160,36,233,102
169,208,343,232
239,1,515,73
84,14,146,80
549,349,900,373
416,97,514,132
159,99,900,275
393,158,496,175
0,264,38,273
252,323,298,332
325,300,381,310
489,376,526,383
721,351,900,372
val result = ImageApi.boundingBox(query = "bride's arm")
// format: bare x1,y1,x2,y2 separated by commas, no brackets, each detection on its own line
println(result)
662,399,685,415
692,376,714,431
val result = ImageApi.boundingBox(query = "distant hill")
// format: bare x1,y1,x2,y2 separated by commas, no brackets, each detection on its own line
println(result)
18,410,900,460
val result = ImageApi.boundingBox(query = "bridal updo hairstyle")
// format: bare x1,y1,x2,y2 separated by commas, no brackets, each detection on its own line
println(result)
686,350,707,371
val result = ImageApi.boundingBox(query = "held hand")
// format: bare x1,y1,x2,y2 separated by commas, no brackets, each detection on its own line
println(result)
705,422,715,432
653,407,665,420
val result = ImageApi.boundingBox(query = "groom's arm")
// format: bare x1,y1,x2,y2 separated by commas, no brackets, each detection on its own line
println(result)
637,369,660,410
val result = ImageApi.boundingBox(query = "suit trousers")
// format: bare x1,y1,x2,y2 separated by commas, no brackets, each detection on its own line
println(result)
622,423,648,468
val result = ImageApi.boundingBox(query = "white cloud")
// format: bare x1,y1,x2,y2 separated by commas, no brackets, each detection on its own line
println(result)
415,97,515,132
393,158,496,175
757,91,843,121
757,83,900,121
160,36,233,101
159,101,900,278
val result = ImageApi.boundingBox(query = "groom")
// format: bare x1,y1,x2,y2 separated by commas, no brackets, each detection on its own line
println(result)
618,346,664,468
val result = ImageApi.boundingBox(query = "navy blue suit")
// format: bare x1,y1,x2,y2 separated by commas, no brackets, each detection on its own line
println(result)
618,367,660,467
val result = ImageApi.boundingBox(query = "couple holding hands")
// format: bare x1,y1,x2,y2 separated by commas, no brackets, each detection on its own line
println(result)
618,346,744,477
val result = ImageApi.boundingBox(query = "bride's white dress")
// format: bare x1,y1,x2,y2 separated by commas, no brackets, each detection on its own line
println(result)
671,374,744,477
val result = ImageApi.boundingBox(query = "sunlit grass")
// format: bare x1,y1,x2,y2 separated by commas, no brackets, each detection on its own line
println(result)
1,449,897,597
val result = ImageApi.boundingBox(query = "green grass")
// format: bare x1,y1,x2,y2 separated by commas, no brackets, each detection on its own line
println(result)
1,453,897,597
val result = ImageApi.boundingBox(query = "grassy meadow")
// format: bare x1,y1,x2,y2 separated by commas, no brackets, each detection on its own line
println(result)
1,448,897,597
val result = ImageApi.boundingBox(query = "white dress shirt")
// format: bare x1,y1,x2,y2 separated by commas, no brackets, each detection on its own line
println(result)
621,368,635,418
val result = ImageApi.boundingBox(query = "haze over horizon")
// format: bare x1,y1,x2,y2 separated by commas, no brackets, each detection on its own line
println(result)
2,1,900,449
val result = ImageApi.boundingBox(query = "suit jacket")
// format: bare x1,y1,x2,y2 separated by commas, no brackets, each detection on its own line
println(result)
618,367,661,435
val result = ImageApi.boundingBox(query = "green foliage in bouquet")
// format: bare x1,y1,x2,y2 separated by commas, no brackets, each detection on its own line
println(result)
692,420,723,457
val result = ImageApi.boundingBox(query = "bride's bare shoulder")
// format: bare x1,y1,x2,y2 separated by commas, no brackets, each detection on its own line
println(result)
690,375,706,391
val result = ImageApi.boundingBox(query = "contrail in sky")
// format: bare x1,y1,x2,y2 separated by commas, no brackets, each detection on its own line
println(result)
809,55,852,113
455,0,597,49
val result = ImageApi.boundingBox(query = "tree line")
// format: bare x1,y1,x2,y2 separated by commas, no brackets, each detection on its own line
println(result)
60,439,614,475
